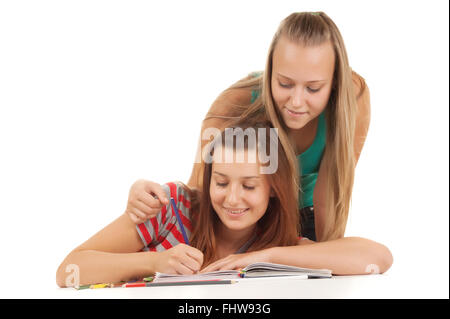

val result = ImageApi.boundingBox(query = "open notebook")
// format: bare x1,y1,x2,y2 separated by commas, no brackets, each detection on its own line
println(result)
152,262,332,283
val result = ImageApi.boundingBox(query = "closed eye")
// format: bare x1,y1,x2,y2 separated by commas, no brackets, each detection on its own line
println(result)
307,87,321,93
278,82,292,88
216,182,254,190
279,82,321,93
216,182,227,187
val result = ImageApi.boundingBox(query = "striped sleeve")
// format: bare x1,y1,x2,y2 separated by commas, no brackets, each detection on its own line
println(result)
135,182,192,252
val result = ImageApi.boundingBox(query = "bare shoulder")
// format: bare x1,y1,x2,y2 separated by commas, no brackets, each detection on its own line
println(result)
352,71,371,164
352,70,369,100
351,70,370,117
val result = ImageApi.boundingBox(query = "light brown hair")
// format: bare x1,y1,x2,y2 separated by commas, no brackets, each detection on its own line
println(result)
206,12,366,241
187,123,299,267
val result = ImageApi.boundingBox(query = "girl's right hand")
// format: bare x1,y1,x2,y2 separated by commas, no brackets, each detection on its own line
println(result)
126,179,170,224
154,244,204,274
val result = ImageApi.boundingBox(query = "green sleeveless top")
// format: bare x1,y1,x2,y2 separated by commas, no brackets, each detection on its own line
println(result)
250,74,326,209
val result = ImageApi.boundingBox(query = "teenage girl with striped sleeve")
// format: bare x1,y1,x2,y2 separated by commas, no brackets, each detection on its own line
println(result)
56,124,392,287
129,12,371,243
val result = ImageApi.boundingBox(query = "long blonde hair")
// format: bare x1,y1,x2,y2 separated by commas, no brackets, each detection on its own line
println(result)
205,12,366,241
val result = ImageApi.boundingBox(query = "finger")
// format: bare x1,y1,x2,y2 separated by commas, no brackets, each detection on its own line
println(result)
185,247,204,267
201,263,223,273
200,259,224,273
128,213,143,224
131,207,147,221
140,193,167,209
179,254,202,273
144,182,169,205
200,265,213,273
216,260,238,271
202,255,239,272
150,185,170,206
135,199,161,218
174,261,196,275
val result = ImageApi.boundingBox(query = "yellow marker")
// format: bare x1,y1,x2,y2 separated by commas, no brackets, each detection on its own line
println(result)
90,283,110,289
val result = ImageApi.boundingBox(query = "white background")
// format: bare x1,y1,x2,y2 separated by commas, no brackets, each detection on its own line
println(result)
0,0,448,298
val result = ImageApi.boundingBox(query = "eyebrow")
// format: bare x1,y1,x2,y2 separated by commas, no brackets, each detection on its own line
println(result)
277,72,327,83
213,171,260,179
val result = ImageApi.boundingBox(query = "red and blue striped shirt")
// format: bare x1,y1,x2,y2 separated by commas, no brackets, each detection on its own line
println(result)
135,182,308,252
136,182,192,252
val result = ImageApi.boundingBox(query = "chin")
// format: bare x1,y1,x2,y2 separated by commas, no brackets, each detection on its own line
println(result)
287,122,307,130
283,118,308,130
219,219,253,232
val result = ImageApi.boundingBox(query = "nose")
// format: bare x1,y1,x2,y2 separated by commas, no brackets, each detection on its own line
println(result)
291,86,305,108
224,184,241,207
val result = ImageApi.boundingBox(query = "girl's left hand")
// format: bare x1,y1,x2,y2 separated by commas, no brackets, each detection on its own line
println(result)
200,249,271,273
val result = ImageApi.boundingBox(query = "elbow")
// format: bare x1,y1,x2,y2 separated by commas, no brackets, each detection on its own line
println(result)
377,244,394,274
56,263,67,288
56,253,80,288
347,237,393,275
56,273,66,288
56,261,72,288
363,239,393,275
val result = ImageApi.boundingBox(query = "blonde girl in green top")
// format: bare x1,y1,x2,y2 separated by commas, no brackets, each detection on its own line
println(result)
127,12,371,243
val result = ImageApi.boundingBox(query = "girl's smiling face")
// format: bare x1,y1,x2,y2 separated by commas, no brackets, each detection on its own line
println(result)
209,149,272,234
271,36,335,130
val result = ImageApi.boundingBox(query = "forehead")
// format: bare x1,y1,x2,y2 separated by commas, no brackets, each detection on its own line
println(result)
272,36,335,81
212,161,261,178
212,147,260,164
212,148,262,177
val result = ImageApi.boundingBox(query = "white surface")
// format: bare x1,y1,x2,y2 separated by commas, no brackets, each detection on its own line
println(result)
0,0,448,299
13,275,434,299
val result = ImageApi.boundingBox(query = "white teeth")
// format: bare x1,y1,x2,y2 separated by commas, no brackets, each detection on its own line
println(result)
226,208,247,214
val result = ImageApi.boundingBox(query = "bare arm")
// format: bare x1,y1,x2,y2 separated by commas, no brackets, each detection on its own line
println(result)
56,210,204,287
56,213,155,287
201,236,393,275
267,236,392,275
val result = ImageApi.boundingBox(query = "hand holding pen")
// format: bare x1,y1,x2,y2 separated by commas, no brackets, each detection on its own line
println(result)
153,243,204,275
125,181,202,273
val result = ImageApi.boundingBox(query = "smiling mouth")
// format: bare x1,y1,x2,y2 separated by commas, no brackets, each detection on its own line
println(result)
286,107,307,115
224,208,249,215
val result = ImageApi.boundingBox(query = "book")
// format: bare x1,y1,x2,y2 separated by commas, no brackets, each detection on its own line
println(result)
239,262,332,279
152,262,332,283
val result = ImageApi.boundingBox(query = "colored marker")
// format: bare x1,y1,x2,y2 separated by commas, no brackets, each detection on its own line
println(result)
170,197,190,245
122,280,236,288
76,284,91,290
90,283,110,289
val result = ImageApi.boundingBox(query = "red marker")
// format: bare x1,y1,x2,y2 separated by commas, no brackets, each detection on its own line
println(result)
122,282,147,288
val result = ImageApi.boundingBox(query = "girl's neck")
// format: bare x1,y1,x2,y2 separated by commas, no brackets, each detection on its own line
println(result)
287,116,319,155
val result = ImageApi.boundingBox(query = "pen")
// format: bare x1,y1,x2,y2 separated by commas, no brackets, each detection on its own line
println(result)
170,197,190,245
122,280,236,288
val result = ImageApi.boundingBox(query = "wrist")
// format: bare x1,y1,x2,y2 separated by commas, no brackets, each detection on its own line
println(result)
145,251,159,274
264,247,279,264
